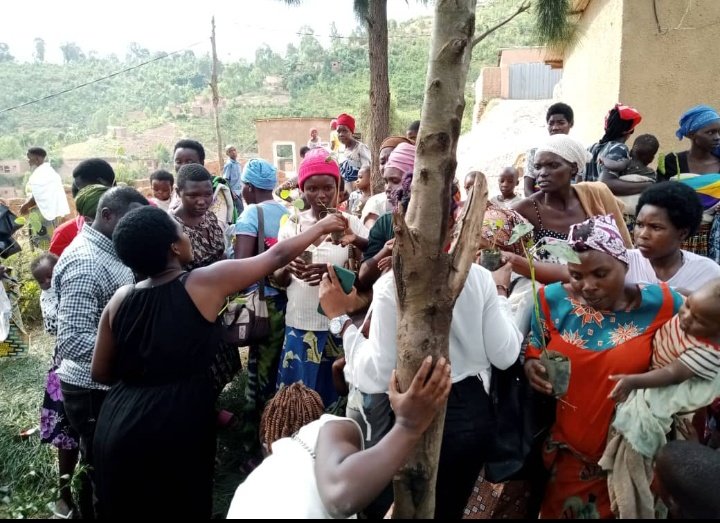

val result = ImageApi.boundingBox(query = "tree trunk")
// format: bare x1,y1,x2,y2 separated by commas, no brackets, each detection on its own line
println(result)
210,17,224,171
366,0,390,195
392,0,482,518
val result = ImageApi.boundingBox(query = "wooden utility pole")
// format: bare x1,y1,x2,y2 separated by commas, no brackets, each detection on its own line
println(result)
210,16,224,171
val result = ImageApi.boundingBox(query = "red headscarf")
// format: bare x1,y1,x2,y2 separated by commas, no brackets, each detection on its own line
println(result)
605,103,642,132
336,113,356,134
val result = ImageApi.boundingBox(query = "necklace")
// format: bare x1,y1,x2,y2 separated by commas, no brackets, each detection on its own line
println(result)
291,432,316,459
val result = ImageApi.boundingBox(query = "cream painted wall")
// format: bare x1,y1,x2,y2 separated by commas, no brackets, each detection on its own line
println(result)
557,0,624,147
620,0,720,158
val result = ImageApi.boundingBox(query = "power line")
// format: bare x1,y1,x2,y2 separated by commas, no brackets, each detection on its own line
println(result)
0,40,207,115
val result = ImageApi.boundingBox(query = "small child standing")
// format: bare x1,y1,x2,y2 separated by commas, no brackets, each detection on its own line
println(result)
149,169,174,211
489,167,523,209
610,278,720,402
347,166,371,218
31,253,79,520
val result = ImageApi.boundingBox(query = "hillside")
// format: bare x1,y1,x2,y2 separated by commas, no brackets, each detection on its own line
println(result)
0,0,539,176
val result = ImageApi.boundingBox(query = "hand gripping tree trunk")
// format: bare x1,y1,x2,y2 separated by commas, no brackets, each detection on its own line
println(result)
367,0,390,194
391,0,484,517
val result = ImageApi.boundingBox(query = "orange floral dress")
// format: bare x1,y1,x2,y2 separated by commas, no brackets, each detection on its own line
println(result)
526,282,681,519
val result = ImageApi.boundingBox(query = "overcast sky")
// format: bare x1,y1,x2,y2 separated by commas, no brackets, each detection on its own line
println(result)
4,0,435,63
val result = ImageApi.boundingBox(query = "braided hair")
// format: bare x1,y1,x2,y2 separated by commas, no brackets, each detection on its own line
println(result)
259,383,324,453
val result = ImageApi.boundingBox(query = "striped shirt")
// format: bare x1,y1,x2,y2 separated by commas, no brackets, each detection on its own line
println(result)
652,314,720,380
53,224,134,390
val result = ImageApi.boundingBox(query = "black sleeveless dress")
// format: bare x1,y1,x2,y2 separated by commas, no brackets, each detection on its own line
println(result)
94,275,221,519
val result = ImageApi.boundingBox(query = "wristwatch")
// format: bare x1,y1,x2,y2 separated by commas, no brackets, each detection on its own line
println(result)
329,314,351,336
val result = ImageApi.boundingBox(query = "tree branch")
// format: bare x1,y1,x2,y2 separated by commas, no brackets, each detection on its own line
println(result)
471,1,531,49
448,171,488,295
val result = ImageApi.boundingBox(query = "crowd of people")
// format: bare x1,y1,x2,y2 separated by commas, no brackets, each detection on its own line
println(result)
18,103,720,520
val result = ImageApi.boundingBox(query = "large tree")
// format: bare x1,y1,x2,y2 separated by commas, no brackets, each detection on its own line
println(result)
59,42,85,63
392,0,572,517
0,43,14,63
33,38,45,63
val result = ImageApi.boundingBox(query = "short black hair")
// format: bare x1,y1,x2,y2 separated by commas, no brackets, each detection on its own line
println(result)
150,169,174,185
30,252,58,274
27,147,47,158
299,146,310,158
546,103,574,124
173,139,205,164
407,120,421,132
176,163,212,190
632,134,660,153
636,181,703,235
113,206,181,276
98,186,149,217
72,158,116,197
655,440,720,518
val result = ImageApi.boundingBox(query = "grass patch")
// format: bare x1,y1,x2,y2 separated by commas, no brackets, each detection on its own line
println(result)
0,330,56,519
1,334,256,520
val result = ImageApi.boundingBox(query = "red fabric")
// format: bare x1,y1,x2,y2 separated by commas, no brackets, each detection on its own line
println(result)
526,283,676,519
297,148,340,190
606,103,642,132
336,113,355,133
49,216,83,257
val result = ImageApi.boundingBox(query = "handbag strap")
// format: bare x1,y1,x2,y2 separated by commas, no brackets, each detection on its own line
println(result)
256,205,266,301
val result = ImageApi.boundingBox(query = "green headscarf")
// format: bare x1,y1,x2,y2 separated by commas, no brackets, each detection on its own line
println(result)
75,184,110,219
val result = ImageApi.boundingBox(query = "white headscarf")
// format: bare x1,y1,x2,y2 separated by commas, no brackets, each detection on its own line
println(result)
535,134,592,171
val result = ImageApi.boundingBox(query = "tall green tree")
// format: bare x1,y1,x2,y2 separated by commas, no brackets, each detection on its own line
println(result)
33,38,45,63
0,43,14,63
59,42,85,63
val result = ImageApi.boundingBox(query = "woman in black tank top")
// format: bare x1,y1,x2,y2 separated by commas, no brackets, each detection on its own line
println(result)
90,206,347,519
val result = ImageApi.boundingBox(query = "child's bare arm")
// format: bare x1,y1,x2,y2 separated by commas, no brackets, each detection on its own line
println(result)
609,360,697,402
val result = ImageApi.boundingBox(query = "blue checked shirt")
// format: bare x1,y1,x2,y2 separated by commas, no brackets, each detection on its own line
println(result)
53,224,134,390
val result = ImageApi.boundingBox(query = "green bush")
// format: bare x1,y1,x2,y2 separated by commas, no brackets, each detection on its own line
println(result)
4,235,44,329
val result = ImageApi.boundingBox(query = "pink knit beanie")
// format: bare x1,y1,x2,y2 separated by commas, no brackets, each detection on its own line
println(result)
385,142,416,174
298,148,340,190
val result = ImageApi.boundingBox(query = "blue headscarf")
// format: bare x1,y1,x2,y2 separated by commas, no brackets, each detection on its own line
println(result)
241,159,277,190
676,105,720,140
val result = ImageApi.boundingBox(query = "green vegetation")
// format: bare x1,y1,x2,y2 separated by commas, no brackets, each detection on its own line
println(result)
0,334,253,519
0,330,56,519
0,0,537,168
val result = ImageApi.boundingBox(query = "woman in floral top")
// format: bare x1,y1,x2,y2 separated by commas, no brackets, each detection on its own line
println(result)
171,164,226,271
524,215,682,519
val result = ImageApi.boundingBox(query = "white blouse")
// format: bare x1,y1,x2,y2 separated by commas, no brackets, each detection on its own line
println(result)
279,210,368,331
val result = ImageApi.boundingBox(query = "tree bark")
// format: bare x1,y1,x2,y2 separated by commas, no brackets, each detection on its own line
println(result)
366,0,390,194
210,17,224,171
391,0,482,518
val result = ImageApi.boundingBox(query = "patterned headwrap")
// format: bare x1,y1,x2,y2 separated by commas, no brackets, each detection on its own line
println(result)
567,214,628,264
676,105,720,140
241,158,277,191
75,184,110,219
336,113,355,133
380,136,411,150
